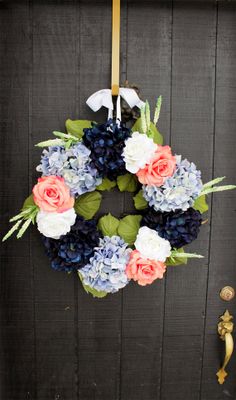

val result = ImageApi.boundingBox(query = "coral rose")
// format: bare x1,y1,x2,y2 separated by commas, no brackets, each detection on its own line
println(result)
33,176,74,213
126,250,166,286
136,145,176,186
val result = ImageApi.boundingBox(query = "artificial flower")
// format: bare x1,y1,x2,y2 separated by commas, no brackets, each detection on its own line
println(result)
136,145,176,186
122,131,157,173
141,207,202,249
36,208,76,239
83,119,131,180
33,176,74,213
79,236,131,293
126,250,166,286
142,155,203,212
134,226,171,262
43,216,100,272
36,143,102,196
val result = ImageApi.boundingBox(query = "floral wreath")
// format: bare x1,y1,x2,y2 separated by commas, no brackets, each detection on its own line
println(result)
3,89,236,298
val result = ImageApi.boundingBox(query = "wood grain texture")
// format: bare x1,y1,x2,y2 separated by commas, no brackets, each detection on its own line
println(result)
0,1,236,399
160,2,217,400
31,1,77,399
200,3,236,399
121,2,172,399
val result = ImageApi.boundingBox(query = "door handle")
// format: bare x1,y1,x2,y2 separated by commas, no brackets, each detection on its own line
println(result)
216,310,234,384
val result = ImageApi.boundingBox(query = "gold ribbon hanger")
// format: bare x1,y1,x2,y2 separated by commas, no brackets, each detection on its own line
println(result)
111,0,120,96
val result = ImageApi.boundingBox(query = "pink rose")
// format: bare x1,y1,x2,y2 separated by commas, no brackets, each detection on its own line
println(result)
126,250,166,286
136,145,176,186
33,176,74,213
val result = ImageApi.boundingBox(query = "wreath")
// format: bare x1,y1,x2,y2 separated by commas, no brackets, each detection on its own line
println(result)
3,91,236,298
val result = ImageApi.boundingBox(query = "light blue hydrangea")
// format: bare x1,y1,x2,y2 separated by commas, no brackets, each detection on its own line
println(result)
79,236,131,293
36,143,102,196
143,155,203,212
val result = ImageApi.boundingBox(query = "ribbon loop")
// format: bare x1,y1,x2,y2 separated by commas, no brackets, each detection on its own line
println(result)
86,88,145,123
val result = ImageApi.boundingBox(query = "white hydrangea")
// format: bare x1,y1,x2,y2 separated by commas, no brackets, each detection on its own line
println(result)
36,208,76,239
122,131,157,173
134,226,171,262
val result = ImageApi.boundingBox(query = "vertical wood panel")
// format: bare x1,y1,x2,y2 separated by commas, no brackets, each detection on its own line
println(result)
160,2,216,400
76,2,124,400
201,3,236,399
121,2,172,399
0,2,36,399
31,1,77,398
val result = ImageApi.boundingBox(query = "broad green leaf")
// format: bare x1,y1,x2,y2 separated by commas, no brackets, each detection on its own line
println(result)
117,173,138,192
96,178,116,191
16,218,32,239
22,194,36,211
2,220,22,242
78,273,107,298
65,119,93,139
153,95,162,125
132,116,144,134
133,190,148,210
118,214,142,245
74,191,102,220
203,176,225,189
147,122,163,145
98,213,120,237
193,195,209,214
35,138,64,148
201,185,236,196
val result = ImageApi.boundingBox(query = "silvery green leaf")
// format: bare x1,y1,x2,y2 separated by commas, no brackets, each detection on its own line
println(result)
10,209,32,222
166,247,187,266
201,185,236,196
2,220,22,242
140,106,147,134
153,95,162,125
202,176,225,189
171,251,204,259
16,218,32,239
145,100,150,131
35,138,64,148
53,131,78,141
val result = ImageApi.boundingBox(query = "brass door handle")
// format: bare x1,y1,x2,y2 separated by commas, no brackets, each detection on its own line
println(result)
216,310,234,384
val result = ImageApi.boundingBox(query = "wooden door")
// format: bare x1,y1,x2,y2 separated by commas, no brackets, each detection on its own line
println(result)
1,1,236,399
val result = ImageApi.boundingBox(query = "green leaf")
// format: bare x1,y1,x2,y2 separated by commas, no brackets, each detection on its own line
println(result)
203,176,226,189
145,100,151,132
147,122,163,145
35,138,64,148
53,131,78,141
74,191,102,220
78,273,107,298
96,178,116,191
98,213,120,237
118,214,142,245
117,173,138,192
201,185,236,196
2,220,23,242
65,119,93,139
133,190,148,210
132,117,144,134
153,95,162,125
166,248,188,266
22,194,36,211
193,195,209,214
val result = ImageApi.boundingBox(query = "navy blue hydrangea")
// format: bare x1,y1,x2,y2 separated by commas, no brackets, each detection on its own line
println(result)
82,119,131,180
42,216,100,272
141,207,202,249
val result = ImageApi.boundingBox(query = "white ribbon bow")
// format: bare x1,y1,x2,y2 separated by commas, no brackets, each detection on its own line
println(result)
86,88,145,122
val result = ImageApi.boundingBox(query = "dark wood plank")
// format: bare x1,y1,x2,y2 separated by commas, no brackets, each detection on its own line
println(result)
160,2,217,399
201,3,236,399
0,2,36,399
76,2,124,400
120,2,172,399
31,1,77,399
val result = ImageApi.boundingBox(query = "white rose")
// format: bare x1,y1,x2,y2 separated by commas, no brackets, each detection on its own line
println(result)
36,208,76,239
134,226,171,262
122,131,157,173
